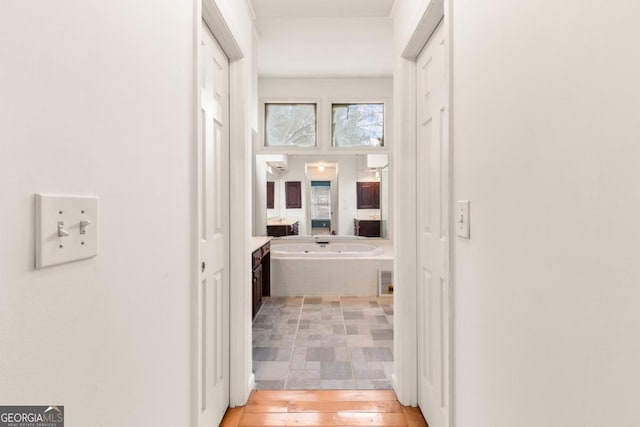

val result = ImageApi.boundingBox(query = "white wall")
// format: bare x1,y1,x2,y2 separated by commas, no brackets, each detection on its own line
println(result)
255,17,394,78
273,156,309,235
214,0,254,54
0,1,194,425
392,0,430,52
450,1,640,426
339,156,359,235
0,0,256,424
393,0,640,425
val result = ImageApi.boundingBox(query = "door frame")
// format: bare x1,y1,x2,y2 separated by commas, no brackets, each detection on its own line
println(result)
193,1,252,425
393,0,454,425
193,0,455,423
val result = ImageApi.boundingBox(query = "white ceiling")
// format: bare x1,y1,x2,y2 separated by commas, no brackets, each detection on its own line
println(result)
256,17,394,78
250,0,396,18
251,1,396,78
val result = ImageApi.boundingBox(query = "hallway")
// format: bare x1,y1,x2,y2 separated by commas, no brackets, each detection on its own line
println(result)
3,0,640,426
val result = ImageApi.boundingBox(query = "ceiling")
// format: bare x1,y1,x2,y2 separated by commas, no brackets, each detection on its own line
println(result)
250,0,396,18
250,0,396,78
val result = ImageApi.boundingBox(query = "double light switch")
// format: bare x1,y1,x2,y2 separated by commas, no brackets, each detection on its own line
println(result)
35,194,98,269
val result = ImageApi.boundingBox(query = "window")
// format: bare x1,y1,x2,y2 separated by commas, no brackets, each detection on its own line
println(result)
332,103,384,147
265,103,317,147
311,181,331,219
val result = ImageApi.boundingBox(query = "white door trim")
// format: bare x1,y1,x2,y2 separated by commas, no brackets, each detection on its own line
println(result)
227,57,255,407
193,1,252,425
392,57,419,406
401,0,446,60
393,1,454,425
197,22,230,426
202,0,244,61
193,1,455,423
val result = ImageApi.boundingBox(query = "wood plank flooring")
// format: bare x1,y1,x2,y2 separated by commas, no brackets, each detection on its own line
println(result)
220,390,428,427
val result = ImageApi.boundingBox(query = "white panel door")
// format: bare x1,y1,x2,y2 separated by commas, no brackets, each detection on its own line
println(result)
198,22,229,427
416,21,450,427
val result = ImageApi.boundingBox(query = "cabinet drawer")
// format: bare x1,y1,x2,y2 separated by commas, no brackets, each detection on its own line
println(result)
252,249,262,269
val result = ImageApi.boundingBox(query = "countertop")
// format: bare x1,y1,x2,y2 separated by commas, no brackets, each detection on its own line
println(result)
267,218,298,226
251,236,271,253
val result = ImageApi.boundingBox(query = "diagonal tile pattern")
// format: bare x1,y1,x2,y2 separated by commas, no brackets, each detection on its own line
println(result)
253,296,393,390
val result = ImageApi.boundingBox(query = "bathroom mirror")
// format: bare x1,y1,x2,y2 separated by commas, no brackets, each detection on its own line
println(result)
254,153,390,239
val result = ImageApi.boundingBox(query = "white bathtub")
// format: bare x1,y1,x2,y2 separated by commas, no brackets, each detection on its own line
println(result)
270,240,392,296
271,242,383,258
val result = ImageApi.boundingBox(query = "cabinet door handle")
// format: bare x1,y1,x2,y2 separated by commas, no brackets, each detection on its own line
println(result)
201,261,206,273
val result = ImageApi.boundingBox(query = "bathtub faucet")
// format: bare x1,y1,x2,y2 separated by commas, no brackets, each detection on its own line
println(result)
315,239,330,245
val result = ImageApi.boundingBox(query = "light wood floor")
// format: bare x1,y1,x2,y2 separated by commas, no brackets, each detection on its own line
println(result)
220,390,428,426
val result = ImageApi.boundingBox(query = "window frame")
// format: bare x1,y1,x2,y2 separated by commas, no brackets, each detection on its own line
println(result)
331,102,385,148
310,181,331,220
263,102,318,148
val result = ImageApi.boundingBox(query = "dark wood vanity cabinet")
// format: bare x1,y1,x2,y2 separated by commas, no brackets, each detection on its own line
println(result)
266,181,274,209
354,219,381,237
356,182,380,209
252,263,263,318
252,241,270,319
267,221,299,237
285,181,302,208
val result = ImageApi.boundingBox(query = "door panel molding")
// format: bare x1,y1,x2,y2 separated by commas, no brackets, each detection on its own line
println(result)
416,20,450,427
197,22,230,427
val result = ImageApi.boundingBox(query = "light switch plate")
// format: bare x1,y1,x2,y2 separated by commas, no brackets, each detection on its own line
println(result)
455,200,470,238
35,194,98,268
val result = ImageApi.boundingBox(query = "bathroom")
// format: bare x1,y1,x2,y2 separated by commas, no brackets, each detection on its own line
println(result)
250,77,395,389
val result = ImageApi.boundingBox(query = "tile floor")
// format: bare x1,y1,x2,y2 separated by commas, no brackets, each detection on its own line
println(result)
252,295,394,390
